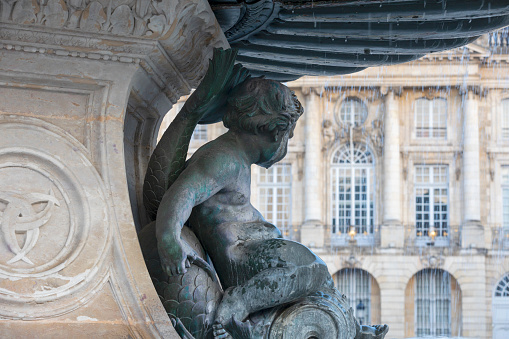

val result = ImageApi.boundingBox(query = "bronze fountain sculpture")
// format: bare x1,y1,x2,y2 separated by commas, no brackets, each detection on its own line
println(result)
139,48,388,339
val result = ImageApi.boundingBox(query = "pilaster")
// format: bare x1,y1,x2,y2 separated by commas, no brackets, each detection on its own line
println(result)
300,87,325,248
381,88,404,248
461,87,484,249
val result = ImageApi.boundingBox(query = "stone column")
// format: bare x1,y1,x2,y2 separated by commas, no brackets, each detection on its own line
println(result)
300,87,325,248
461,88,484,248
381,89,404,248
0,1,227,337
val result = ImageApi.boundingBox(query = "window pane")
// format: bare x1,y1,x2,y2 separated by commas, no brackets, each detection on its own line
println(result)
191,125,208,141
258,164,292,237
415,269,451,336
415,98,447,139
335,269,372,326
331,144,375,235
415,165,448,237
339,98,368,126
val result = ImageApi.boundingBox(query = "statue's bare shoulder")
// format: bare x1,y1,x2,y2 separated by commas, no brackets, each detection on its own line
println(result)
184,136,249,190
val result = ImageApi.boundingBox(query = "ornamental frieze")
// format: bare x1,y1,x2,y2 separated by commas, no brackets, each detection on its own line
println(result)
1,0,180,38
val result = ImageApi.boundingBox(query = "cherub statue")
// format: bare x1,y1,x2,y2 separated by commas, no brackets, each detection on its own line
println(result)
139,48,388,339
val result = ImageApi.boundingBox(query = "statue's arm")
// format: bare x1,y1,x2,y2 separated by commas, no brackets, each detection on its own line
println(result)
143,48,249,221
155,156,236,276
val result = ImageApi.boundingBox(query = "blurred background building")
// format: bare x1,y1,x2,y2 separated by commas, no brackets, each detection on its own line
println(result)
158,29,509,339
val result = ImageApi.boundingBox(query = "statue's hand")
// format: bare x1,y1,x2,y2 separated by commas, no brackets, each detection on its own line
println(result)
157,234,191,276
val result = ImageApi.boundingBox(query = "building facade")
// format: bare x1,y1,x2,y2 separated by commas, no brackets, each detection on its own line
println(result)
159,31,509,339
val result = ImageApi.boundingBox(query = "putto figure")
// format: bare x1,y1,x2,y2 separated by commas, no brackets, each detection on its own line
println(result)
140,49,388,339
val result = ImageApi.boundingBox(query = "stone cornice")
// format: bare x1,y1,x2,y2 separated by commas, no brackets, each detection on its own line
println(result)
0,0,229,100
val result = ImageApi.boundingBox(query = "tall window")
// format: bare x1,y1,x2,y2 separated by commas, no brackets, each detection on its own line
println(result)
502,167,509,241
415,269,452,337
258,163,292,237
338,97,368,126
493,273,509,339
191,124,208,141
415,97,447,138
502,99,509,139
331,143,375,235
415,165,448,238
335,268,372,325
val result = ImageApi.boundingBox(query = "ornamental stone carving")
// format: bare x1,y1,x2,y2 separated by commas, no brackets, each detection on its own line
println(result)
2,0,187,38
0,115,111,319
0,189,60,265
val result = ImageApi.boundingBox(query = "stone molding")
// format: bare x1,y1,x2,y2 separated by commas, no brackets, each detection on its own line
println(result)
0,0,229,102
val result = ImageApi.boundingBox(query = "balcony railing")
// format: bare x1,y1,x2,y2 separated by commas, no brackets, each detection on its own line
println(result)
404,224,461,251
328,225,381,248
491,226,509,250
488,28,509,49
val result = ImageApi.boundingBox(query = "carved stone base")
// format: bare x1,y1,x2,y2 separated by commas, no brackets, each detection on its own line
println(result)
0,0,228,337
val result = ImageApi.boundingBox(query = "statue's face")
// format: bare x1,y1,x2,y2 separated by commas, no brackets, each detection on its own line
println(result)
258,122,296,169
258,87,302,168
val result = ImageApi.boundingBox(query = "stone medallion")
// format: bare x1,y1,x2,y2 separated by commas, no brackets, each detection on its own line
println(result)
0,115,111,319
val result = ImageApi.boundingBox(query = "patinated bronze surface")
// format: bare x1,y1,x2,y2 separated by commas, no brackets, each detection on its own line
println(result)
139,48,388,339
208,0,509,81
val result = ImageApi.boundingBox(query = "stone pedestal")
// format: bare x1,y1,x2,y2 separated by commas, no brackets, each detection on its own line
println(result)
301,220,326,248
0,1,227,337
380,223,405,249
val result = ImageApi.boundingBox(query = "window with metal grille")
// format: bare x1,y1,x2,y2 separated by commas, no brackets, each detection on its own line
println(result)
415,165,449,238
258,163,292,238
335,268,372,326
414,98,447,139
415,269,452,337
191,124,208,141
502,99,509,139
338,97,368,126
331,143,375,235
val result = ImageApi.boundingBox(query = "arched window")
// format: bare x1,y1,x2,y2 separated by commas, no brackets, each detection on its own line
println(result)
414,97,447,138
495,273,509,297
493,273,509,338
331,143,375,236
338,97,368,126
335,268,380,326
404,269,461,337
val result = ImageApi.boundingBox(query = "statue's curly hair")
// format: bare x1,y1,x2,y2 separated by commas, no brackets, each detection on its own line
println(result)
223,78,303,137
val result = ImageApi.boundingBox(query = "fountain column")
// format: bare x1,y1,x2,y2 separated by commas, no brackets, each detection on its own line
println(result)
461,87,484,248
381,88,404,248
301,87,325,248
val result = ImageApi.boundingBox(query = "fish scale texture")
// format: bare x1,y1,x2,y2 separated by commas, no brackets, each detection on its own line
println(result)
146,254,223,338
